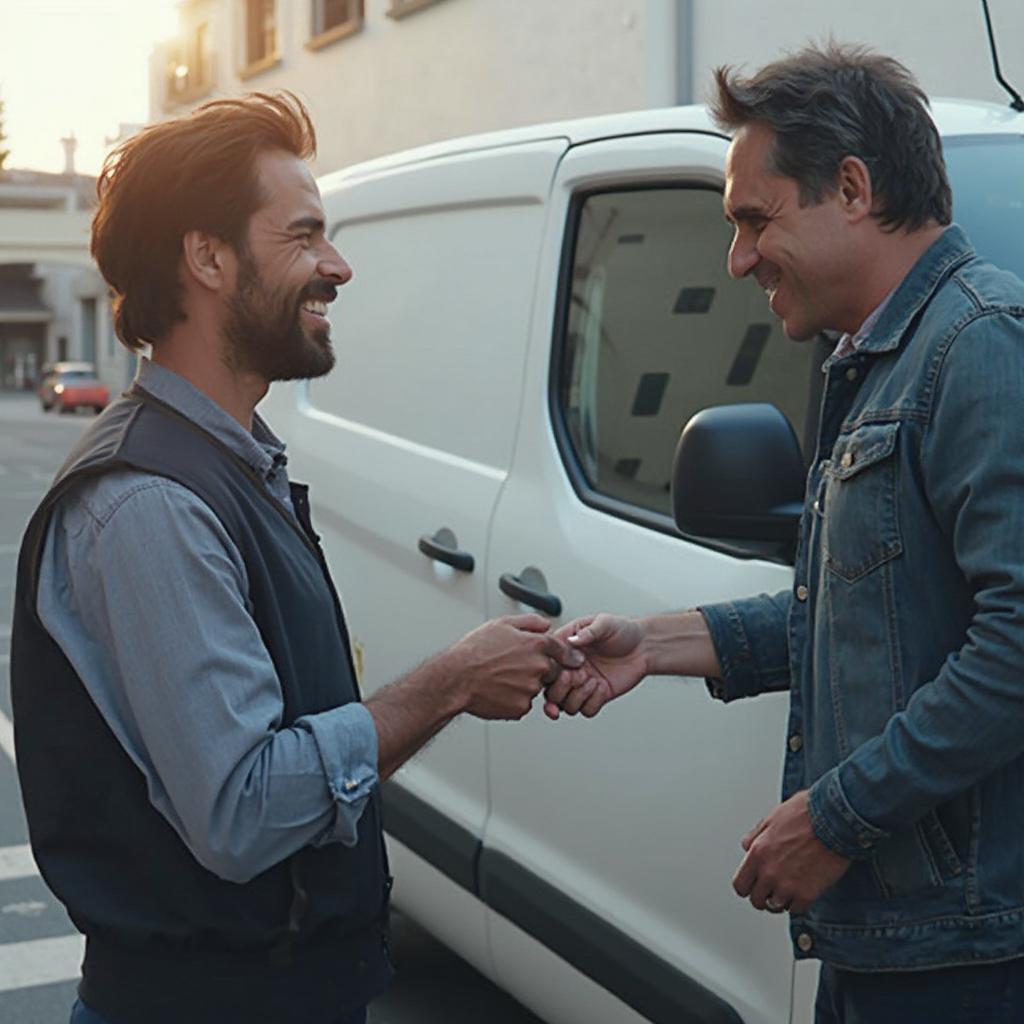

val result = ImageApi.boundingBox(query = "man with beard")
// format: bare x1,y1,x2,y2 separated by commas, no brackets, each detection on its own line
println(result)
9,93,580,1024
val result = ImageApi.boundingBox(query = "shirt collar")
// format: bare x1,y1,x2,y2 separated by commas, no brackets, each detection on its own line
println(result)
831,290,895,361
132,359,287,482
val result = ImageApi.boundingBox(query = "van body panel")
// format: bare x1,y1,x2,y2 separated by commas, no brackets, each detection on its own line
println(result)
257,99,1024,1024
261,138,569,991
483,132,796,1024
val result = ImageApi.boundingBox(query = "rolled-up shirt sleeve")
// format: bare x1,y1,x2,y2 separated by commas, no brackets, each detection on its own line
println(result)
698,590,792,702
38,471,379,884
300,702,378,846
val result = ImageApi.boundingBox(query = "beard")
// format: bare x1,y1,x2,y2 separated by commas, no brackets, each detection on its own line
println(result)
222,248,336,382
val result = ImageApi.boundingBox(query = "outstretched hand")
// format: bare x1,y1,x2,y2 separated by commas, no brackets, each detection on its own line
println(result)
455,613,584,720
542,614,649,720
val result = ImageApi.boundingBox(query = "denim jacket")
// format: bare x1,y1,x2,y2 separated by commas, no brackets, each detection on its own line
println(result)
702,226,1024,971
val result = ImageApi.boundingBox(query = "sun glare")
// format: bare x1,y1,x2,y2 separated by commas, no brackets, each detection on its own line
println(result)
0,0,182,176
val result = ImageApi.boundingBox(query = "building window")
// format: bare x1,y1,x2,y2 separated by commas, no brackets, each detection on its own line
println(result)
243,0,279,73
165,21,213,106
387,0,444,20
309,0,364,50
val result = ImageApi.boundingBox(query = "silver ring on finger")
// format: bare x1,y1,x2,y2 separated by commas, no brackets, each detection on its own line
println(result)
765,896,787,913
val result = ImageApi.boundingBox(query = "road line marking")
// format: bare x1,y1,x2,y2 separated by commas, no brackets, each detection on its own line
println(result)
0,845,36,883
0,708,15,766
0,933,83,992
1,900,46,917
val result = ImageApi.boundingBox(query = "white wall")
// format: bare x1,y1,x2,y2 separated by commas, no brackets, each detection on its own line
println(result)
36,263,77,365
690,0,1024,109
292,0,650,176
155,0,658,176
152,0,1024,175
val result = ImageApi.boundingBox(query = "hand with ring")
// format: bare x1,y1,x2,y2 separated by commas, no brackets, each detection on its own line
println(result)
732,791,852,917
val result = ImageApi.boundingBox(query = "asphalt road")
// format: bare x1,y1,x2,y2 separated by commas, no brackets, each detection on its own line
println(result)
0,391,542,1024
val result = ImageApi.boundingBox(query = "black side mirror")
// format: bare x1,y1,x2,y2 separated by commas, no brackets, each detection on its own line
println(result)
672,403,805,543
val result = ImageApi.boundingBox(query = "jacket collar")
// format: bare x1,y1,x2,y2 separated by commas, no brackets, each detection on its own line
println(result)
850,224,975,357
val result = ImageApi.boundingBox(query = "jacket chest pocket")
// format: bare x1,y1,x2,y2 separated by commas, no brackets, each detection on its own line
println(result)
822,422,902,582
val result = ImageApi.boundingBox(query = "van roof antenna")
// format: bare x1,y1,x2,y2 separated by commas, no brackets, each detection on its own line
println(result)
982,0,1024,112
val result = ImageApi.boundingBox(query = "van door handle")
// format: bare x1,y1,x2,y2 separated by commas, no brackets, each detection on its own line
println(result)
418,529,475,573
498,570,562,618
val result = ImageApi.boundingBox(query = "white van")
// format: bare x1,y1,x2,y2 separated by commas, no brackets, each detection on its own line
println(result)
261,100,1024,1024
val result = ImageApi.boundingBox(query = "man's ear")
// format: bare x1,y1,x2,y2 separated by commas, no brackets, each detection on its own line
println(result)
181,230,233,292
836,155,873,224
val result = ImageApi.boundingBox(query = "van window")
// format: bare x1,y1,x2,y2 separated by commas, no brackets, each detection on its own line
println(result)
557,186,819,521
944,135,1024,280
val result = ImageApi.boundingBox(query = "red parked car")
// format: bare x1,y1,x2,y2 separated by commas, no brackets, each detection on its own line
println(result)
37,362,110,414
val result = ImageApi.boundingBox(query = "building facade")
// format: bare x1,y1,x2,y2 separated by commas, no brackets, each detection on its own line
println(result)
0,168,132,394
149,0,1024,178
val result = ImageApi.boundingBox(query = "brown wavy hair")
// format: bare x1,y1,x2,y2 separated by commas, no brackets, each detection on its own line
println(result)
91,91,317,351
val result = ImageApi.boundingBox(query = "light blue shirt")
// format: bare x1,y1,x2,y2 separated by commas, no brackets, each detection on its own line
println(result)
36,359,379,884
829,290,895,361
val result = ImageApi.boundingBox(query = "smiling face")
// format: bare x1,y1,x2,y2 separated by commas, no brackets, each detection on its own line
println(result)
723,122,856,341
223,148,351,382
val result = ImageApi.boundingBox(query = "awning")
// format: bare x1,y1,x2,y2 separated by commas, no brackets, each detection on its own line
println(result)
0,276,53,321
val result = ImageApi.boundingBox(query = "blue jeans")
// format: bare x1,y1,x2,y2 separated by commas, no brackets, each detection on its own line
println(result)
815,958,1024,1023
70,998,368,1024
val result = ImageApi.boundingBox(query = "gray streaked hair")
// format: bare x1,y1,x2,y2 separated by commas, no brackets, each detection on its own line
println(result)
711,42,952,232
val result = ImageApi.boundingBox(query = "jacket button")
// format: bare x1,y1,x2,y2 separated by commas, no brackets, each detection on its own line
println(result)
846,367,859,382
788,734,803,753
797,932,814,953
840,452,854,469
795,585,809,602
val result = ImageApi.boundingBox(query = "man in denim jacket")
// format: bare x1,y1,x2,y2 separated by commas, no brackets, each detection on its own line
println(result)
545,44,1024,1021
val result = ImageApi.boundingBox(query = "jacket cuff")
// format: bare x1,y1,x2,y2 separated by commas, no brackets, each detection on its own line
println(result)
808,768,889,860
698,592,791,703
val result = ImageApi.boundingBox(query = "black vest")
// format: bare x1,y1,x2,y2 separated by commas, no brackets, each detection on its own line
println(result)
10,389,393,1024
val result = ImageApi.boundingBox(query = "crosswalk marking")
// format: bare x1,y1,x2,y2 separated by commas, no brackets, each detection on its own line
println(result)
0,845,36,883
0,708,14,766
0,934,83,993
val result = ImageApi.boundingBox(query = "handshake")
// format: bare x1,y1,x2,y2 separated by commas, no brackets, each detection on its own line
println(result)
443,611,850,919
444,610,718,722
366,610,700,780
